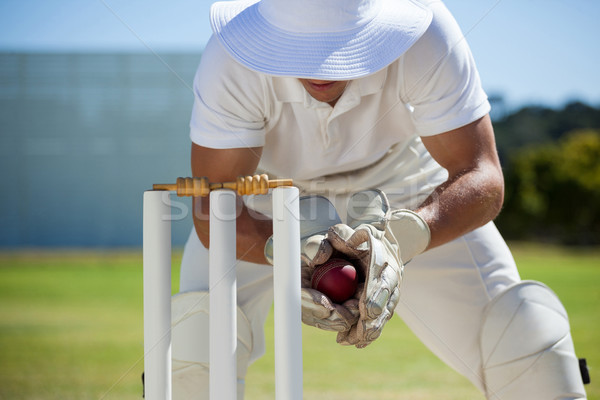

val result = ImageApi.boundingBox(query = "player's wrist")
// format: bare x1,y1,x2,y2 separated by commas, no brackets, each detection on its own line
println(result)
387,209,430,263
345,189,430,263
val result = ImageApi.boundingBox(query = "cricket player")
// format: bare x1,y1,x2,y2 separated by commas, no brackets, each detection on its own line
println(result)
170,0,588,398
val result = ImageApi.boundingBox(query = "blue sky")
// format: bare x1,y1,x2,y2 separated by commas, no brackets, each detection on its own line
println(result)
1,0,599,108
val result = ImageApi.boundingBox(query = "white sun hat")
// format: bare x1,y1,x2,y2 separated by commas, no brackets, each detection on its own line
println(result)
209,0,433,80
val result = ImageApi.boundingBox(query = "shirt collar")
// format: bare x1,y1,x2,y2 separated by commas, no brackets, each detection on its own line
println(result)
271,67,388,106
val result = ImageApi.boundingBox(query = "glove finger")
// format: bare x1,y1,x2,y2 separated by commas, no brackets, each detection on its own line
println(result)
327,226,366,258
302,234,325,260
344,281,396,347
334,300,359,327
341,298,360,319
303,314,346,332
345,228,372,250
336,329,351,345
362,264,400,318
301,289,357,332
301,288,334,318
311,240,333,266
359,308,394,345
313,312,353,332
361,285,390,319
387,286,400,315
301,235,333,267
328,223,356,240
341,310,389,348
336,323,362,347
300,262,313,288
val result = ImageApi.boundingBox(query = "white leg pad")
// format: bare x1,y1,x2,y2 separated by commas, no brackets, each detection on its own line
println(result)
480,281,586,399
171,291,253,400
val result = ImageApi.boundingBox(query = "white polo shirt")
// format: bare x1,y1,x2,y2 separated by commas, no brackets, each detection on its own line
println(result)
189,0,490,185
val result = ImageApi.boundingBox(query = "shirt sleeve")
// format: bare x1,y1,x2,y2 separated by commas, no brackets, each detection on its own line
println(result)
401,1,491,136
189,36,267,149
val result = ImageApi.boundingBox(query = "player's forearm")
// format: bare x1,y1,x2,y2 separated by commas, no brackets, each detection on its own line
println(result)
415,163,504,250
193,196,273,264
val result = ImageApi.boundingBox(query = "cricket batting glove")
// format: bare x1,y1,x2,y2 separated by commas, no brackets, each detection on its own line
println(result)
330,189,430,348
265,195,359,332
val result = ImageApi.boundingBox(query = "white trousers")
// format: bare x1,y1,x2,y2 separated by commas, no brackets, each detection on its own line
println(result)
396,222,520,392
179,220,516,394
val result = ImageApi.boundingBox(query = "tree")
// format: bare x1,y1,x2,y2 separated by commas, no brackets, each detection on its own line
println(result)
496,130,600,244
493,101,600,164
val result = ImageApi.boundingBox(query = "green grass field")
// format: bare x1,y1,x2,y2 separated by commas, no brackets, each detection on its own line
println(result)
0,243,598,399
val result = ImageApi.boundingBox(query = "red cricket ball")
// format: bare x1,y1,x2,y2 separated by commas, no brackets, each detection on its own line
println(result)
311,258,358,303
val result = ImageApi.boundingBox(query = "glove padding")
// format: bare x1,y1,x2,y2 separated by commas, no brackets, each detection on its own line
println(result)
297,196,360,332
326,222,402,348
264,195,337,265
265,190,429,342
346,189,430,264
265,195,360,332
300,286,360,332
332,189,430,348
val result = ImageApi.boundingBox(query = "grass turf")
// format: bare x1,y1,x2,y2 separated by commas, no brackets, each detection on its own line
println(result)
0,243,598,399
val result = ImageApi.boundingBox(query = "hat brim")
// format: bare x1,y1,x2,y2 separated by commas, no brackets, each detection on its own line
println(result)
210,0,433,80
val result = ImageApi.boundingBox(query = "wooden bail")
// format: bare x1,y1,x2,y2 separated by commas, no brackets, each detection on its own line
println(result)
152,175,293,197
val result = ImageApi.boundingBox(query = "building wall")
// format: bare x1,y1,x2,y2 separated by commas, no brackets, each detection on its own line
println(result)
0,53,201,247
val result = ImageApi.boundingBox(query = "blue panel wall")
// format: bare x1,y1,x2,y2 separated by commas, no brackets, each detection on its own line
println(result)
0,53,202,247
